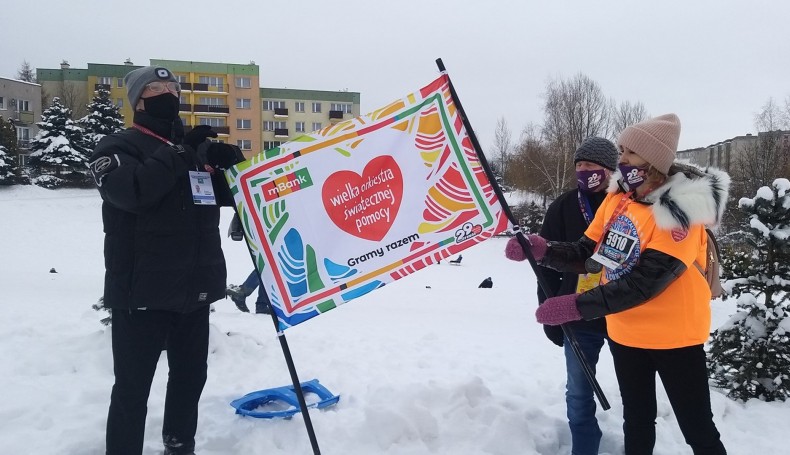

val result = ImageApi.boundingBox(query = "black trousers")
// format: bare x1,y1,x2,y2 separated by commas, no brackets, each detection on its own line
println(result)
609,341,726,455
106,306,209,455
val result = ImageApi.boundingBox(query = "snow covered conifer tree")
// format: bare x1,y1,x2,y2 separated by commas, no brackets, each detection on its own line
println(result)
0,143,14,184
0,116,19,184
28,97,89,188
708,178,790,402
79,87,124,151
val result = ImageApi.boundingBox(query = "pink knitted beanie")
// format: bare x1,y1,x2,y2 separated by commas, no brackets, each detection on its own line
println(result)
617,113,681,175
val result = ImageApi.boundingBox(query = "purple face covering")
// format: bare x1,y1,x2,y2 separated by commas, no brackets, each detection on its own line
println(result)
618,164,648,191
576,169,607,192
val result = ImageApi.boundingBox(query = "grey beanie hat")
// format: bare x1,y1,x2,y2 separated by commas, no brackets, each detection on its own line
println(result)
574,137,619,171
124,66,179,109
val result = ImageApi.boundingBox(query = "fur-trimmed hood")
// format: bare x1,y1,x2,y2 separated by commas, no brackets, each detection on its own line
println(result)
608,162,730,230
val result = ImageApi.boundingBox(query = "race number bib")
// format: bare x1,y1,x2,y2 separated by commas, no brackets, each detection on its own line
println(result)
589,228,638,270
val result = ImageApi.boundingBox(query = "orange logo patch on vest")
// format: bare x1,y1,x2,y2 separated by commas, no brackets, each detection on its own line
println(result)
671,228,688,242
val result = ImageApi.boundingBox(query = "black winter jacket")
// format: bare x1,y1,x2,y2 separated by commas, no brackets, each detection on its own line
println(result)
90,113,233,312
538,189,607,334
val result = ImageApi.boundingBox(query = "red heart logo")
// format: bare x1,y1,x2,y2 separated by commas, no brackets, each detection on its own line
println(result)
321,156,403,241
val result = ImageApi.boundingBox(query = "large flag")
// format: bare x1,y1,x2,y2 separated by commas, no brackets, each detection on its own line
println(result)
226,74,510,329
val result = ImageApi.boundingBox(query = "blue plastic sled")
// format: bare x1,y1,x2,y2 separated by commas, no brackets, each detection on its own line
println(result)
230,379,339,419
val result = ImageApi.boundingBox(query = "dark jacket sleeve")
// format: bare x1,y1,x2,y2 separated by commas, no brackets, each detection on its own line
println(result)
90,135,190,214
540,236,597,275
576,248,687,320
537,201,563,303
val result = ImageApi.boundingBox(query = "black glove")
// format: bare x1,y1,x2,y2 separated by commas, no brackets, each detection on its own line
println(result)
183,125,218,150
543,324,564,347
228,213,244,241
204,142,242,170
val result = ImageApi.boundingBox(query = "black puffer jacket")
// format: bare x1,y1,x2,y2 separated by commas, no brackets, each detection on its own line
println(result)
538,188,607,334
90,113,233,312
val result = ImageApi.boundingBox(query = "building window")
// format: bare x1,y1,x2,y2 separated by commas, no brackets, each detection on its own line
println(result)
180,94,188,103
98,76,112,85
237,139,252,150
0,97,4,110
198,117,226,127
116,98,124,108
198,97,223,106
236,119,252,130
312,122,322,132
235,77,251,88
198,76,224,91
16,126,30,145
17,100,30,112
294,101,305,112
312,102,322,113
295,122,305,133
330,103,353,114
236,98,251,109
263,121,287,131
180,116,190,128
176,75,188,83
263,100,286,111
264,141,282,151
116,78,124,88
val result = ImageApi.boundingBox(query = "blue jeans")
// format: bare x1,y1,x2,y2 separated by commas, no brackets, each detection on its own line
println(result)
564,327,606,455
241,270,271,314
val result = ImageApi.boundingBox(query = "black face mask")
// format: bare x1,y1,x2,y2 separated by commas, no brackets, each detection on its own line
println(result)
143,94,180,120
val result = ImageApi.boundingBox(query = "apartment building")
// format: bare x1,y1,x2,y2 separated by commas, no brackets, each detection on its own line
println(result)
0,76,42,163
36,61,90,120
677,130,790,171
260,88,361,151
151,59,261,156
35,59,361,159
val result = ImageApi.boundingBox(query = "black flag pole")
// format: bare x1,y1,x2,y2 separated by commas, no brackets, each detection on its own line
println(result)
434,58,610,411
233,208,322,454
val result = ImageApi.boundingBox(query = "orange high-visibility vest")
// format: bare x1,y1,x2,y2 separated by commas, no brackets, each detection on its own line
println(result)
585,193,710,349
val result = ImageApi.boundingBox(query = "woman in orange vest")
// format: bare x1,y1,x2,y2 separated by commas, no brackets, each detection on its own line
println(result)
508,114,729,454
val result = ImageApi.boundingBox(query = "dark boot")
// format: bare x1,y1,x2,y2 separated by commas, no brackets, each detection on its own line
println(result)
225,285,250,313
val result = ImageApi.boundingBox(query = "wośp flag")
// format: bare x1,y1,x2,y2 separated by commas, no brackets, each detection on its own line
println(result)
225,75,510,329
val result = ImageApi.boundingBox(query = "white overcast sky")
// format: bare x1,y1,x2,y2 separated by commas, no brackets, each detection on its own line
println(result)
3,0,789,152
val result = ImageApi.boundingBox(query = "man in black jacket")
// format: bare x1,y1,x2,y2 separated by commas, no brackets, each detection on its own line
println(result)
536,137,619,455
90,65,242,455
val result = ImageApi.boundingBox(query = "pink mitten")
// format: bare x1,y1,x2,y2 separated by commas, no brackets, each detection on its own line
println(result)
505,236,526,261
504,234,548,262
535,294,582,325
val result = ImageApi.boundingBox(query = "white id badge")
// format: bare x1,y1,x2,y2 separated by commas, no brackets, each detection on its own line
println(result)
189,171,217,205
589,229,638,270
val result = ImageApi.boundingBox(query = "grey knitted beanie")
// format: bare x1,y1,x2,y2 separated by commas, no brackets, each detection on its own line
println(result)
124,66,179,109
574,137,619,171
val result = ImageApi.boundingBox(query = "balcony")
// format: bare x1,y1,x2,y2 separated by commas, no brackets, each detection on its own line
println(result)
274,108,289,118
179,103,192,112
328,110,344,123
94,84,111,91
193,104,230,114
180,83,209,92
13,110,35,124
184,125,230,135
274,128,289,138
17,139,31,150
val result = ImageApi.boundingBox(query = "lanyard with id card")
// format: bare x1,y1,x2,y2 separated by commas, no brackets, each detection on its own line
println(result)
133,123,218,206
189,171,217,205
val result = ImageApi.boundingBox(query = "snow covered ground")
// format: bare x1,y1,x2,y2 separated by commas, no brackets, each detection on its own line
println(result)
0,186,787,454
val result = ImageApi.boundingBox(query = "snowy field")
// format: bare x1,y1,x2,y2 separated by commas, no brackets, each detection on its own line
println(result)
0,186,787,454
